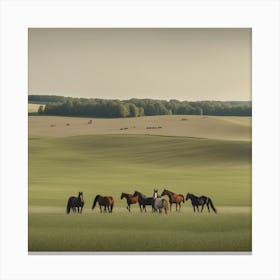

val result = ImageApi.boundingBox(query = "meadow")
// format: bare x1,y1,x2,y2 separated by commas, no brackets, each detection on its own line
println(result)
28,115,251,252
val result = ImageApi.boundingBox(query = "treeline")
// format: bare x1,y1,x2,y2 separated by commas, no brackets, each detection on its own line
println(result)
29,95,252,117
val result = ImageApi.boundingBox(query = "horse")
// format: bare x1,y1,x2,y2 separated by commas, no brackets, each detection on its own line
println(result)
92,195,114,213
160,189,185,212
66,192,84,214
133,191,154,212
185,193,217,213
120,192,139,212
152,189,168,214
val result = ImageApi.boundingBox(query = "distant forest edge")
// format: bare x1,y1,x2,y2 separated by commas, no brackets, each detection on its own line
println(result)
29,95,252,117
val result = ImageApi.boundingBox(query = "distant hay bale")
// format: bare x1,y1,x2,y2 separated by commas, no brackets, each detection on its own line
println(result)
181,118,188,121
88,120,93,124
50,124,56,127
120,127,128,130
66,123,70,126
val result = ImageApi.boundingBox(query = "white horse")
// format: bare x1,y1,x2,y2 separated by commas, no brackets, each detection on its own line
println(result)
153,189,169,214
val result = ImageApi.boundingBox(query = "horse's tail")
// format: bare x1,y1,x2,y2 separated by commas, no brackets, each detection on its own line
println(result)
162,199,169,214
180,194,185,203
92,195,100,210
208,198,217,213
66,198,71,214
109,197,114,213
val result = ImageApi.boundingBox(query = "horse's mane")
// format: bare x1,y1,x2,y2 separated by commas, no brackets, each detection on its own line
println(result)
165,189,174,195
122,192,130,196
188,193,198,199
135,191,147,198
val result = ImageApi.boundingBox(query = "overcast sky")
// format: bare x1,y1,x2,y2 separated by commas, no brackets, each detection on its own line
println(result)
28,28,251,101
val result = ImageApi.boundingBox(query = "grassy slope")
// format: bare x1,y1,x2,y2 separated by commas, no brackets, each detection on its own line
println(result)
29,134,251,251
28,115,251,141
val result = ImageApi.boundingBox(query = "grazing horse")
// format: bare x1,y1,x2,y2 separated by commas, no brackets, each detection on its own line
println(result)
133,191,154,212
152,189,168,214
120,192,139,212
66,192,84,214
186,193,217,213
160,189,185,212
92,195,114,213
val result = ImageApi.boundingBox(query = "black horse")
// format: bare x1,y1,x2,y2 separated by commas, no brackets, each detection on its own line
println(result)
66,192,84,214
185,193,217,213
133,191,154,212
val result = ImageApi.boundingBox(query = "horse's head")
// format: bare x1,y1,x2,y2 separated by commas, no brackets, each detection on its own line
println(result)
186,192,190,201
153,189,158,198
133,191,138,197
79,192,84,200
120,192,124,199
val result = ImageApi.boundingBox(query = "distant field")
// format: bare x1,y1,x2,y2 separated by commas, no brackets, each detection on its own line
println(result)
29,131,251,251
28,115,251,141
28,103,45,113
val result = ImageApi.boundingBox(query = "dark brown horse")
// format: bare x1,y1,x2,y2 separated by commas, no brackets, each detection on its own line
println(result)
66,192,84,214
92,195,114,213
161,189,185,212
133,191,154,212
186,193,217,213
120,192,139,212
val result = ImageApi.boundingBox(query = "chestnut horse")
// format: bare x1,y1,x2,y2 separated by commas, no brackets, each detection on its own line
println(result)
161,189,185,212
120,192,139,212
92,195,114,213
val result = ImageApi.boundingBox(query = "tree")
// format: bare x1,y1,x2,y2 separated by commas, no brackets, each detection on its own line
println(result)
38,105,44,114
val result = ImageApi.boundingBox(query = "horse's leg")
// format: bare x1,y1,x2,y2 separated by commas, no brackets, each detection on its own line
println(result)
196,205,199,212
80,206,83,214
99,205,102,213
201,204,205,212
176,203,178,212
170,202,172,212
207,202,210,212
128,204,131,212
77,207,80,213
179,202,181,212
193,205,196,212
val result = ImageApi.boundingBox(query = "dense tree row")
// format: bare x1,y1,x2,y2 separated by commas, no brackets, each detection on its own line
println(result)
29,95,251,117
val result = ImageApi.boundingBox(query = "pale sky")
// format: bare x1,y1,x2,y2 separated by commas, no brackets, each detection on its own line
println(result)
28,28,251,101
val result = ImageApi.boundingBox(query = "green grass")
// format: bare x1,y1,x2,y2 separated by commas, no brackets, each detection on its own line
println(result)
28,134,251,252
29,211,251,252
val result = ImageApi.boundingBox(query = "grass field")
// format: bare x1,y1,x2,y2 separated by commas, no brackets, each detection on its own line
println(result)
28,115,251,252
28,115,251,140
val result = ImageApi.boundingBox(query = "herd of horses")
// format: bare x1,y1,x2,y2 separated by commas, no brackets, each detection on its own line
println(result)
66,189,217,214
